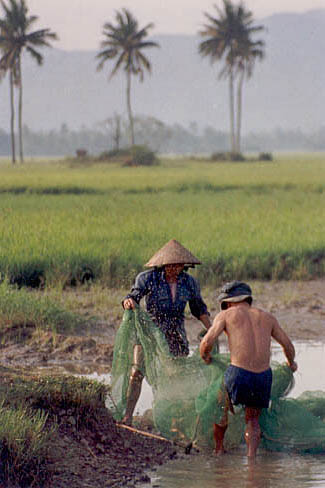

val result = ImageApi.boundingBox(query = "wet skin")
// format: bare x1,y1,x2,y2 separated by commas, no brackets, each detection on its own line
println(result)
200,302,297,373
200,301,297,457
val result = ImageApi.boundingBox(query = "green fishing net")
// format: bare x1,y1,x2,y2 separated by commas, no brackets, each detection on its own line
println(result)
110,308,325,453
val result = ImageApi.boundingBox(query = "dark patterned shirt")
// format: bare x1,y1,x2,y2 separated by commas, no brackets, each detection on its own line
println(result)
125,268,208,356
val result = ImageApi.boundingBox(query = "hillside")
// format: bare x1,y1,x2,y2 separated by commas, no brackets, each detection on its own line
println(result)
0,9,324,134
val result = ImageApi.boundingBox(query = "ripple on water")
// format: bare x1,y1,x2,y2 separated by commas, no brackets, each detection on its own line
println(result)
138,342,325,488
142,449,325,488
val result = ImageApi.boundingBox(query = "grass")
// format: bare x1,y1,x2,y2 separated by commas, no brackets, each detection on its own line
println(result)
0,374,109,422
0,404,51,486
0,280,86,334
0,154,324,287
0,371,109,486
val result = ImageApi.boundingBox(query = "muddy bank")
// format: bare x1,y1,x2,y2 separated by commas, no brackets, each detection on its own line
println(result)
1,280,324,374
47,410,179,488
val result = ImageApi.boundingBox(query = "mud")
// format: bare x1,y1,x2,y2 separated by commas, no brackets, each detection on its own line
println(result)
1,280,324,487
2,280,324,374
47,410,179,488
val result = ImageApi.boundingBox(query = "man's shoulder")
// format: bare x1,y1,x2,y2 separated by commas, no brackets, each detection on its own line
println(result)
213,309,228,322
224,305,274,320
251,306,276,320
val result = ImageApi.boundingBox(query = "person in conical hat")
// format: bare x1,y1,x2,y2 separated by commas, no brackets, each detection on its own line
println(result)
200,281,297,458
122,239,212,425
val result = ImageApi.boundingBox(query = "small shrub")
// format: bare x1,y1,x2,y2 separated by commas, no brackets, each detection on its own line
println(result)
229,152,246,161
210,151,228,161
210,151,246,162
258,152,273,161
129,145,159,166
75,149,88,159
97,148,130,161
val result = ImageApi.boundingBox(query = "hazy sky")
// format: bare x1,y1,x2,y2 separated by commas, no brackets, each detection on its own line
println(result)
27,0,325,50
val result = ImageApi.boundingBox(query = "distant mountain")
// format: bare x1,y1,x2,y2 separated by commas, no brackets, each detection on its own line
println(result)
0,9,324,134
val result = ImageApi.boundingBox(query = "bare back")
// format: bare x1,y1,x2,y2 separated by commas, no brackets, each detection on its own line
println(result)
223,306,274,372
200,302,296,373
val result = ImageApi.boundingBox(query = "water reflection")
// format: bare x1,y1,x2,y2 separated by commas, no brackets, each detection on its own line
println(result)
138,342,325,488
144,450,325,488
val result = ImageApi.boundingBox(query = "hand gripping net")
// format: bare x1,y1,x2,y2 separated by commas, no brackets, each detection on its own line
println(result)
110,309,325,453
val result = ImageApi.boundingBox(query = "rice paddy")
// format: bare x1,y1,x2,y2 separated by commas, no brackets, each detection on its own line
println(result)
0,153,324,287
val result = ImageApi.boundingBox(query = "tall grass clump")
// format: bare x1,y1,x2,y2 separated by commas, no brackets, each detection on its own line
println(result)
0,404,52,486
0,375,109,486
0,280,84,334
1,375,109,425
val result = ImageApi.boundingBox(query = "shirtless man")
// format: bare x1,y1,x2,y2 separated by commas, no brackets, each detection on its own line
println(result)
200,281,297,458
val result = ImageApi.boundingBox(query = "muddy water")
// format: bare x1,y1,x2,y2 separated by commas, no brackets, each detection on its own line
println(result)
144,450,325,488
138,342,325,488
131,341,325,415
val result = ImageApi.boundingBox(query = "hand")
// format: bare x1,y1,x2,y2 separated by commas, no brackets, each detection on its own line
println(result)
123,298,136,310
288,360,298,372
202,352,212,365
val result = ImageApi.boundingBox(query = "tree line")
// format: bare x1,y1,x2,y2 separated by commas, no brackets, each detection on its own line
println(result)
0,119,324,157
0,0,266,164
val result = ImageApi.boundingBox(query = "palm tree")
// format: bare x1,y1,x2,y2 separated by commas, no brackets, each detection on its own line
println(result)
199,0,265,154
235,36,264,152
0,15,18,163
0,0,57,163
96,9,159,146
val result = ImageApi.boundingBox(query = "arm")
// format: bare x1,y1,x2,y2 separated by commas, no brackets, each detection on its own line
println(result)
122,272,150,310
199,314,212,330
200,312,226,364
188,277,210,322
271,318,297,372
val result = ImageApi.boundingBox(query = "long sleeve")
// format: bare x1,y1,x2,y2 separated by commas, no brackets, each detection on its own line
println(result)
188,278,209,319
123,271,150,305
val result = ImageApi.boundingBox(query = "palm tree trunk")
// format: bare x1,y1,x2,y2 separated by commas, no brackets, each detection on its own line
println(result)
229,68,235,153
18,56,24,163
9,70,16,165
126,69,134,146
235,69,245,154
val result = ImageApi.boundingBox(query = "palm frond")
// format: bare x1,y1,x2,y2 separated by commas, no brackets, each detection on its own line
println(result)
96,47,118,71
133,23,154,40
136,50,151,73
199,0,265,78
96,8,158,82
109,51,126,78
25,45,42,64
134,40,159,50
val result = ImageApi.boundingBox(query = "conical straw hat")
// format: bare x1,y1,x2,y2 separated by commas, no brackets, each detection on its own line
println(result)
145,239,201,267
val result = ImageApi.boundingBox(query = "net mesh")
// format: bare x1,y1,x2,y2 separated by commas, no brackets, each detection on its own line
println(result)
110,308,325,453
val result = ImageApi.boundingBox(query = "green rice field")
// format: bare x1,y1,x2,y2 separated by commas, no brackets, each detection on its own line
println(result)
0,154,324,287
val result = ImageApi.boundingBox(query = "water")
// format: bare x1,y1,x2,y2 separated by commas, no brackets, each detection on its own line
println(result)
271,342,325,397
132,341,325,415
136,341,325,488
145,450,325,488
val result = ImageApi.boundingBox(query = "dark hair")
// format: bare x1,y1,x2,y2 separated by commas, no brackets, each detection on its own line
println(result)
222,296,253,310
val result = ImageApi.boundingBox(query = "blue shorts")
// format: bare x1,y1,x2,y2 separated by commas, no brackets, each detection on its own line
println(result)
224,365,272,409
